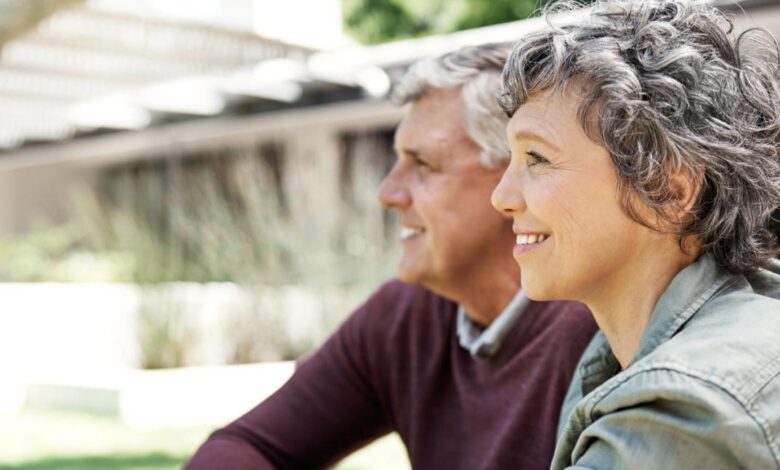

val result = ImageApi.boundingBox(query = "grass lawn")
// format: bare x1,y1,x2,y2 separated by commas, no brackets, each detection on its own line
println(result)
0,410,409,469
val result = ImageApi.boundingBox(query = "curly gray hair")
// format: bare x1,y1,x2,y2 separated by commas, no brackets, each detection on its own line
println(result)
391,43,512,169
500,0,780,273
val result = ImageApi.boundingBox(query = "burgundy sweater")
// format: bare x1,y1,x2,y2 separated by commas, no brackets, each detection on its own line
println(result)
185,281,597,469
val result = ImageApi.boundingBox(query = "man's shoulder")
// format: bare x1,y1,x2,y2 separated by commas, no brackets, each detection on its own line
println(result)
363,279,454,312
346,279,458,334
370,279,434,303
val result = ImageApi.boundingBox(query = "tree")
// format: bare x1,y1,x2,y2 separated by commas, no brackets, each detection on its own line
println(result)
456,0,541,30
343,0,430,45
343,0,552,44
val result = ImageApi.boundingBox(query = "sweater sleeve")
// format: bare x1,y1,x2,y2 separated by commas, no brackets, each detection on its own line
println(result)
184,285,396,470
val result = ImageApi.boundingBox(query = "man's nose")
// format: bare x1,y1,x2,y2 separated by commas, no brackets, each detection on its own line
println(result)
378,163,411,209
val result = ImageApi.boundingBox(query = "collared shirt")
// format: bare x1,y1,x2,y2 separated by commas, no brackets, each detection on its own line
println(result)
456,289,530,359
553,256,780,469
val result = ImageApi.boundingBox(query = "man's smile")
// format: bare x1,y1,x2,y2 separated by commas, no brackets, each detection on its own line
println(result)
400,226,425,241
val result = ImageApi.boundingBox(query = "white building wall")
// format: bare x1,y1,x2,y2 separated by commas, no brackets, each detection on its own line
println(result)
0,282,343,426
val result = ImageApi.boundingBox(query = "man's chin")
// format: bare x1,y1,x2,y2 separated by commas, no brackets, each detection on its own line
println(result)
396,259,427,285
396,269,421,285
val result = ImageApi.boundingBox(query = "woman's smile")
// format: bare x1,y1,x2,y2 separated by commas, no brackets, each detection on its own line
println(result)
513,232,550,257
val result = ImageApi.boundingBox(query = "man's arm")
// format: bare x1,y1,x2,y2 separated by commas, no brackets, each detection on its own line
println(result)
185,291,394,469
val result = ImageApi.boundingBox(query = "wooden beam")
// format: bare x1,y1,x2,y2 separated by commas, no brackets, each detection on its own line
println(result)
0,98,404,171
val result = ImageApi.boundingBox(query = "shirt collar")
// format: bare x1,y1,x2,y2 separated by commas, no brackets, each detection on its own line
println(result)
456,289,530,360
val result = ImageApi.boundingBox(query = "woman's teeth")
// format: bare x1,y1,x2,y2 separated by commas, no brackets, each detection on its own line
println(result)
516,234,548,245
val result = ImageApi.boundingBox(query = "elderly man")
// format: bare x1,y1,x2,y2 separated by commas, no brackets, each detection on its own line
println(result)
185,43,597,470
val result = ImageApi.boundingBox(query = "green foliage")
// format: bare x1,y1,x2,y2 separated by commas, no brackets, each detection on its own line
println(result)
0,223,79,282
0,222,130,282
343,0,429,45
343,0,596,44
71,141,397,289
0,410,211,470
0,410,408,470
0,134,398,365
134,287,197,369
74,153,288,285
0,453,182,470
85,136,395,365
456,0,541,30
343,0,541,43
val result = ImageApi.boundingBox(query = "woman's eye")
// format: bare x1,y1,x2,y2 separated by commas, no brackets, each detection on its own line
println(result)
526,150,549,167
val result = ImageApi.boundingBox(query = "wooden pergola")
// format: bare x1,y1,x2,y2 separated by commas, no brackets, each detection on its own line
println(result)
0,0,341,150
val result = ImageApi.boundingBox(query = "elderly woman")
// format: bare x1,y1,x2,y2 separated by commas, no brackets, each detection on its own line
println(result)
491,0,780,468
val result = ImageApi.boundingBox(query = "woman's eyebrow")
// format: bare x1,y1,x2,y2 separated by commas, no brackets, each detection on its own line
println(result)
512,129,561,152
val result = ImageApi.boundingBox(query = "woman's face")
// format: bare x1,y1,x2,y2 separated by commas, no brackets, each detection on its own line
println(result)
491,87,667,302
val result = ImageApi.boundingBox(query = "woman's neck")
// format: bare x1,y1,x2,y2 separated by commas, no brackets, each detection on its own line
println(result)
584,245,697,369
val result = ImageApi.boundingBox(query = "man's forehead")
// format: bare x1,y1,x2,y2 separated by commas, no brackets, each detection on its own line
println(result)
396,92,464,135
394,112,464,154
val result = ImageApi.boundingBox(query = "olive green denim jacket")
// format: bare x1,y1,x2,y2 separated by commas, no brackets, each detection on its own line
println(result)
553,256,780,470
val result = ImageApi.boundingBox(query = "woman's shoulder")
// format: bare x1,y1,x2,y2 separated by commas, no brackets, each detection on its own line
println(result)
594,290,780,454
559,265,780,468
570,359,780,470
578,285,780,425
644,286,780,395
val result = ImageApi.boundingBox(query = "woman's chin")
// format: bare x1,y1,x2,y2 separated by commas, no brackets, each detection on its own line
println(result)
520,278,557,301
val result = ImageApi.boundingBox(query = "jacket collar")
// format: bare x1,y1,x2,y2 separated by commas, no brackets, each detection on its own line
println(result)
578,255,732,395
633,255,732,364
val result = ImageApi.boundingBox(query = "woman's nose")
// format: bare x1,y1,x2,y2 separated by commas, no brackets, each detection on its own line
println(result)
491,164,526,216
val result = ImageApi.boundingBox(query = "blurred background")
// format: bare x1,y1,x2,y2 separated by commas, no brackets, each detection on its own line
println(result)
0,0,776,469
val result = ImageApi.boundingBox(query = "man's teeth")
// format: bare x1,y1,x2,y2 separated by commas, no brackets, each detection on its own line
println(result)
516,234,548,245
400,227,424,240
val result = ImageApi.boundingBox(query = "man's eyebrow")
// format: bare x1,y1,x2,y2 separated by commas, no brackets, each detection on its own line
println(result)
513,129,561,152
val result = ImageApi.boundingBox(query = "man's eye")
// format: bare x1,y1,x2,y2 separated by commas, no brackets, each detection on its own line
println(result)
526,151,549,167
414,157,432,169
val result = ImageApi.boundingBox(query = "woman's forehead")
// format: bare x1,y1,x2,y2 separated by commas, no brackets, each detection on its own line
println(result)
508,89,580,139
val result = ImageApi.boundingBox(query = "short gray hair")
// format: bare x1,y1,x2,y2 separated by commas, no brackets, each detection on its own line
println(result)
500,0,780,273
392,43,512,168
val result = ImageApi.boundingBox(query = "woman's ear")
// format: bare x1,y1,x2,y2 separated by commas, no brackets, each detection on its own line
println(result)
661,165,705,258
667,165,703,224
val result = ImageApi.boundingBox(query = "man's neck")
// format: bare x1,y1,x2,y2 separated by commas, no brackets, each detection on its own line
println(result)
453,267,521,327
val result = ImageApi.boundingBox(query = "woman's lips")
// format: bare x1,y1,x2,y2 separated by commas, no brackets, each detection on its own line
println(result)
513,233,549,257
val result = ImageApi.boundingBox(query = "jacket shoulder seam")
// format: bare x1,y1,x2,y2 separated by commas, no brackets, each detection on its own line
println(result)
584,361,780,467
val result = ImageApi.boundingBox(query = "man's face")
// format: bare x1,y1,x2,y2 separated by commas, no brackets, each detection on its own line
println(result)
378,87,514,294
